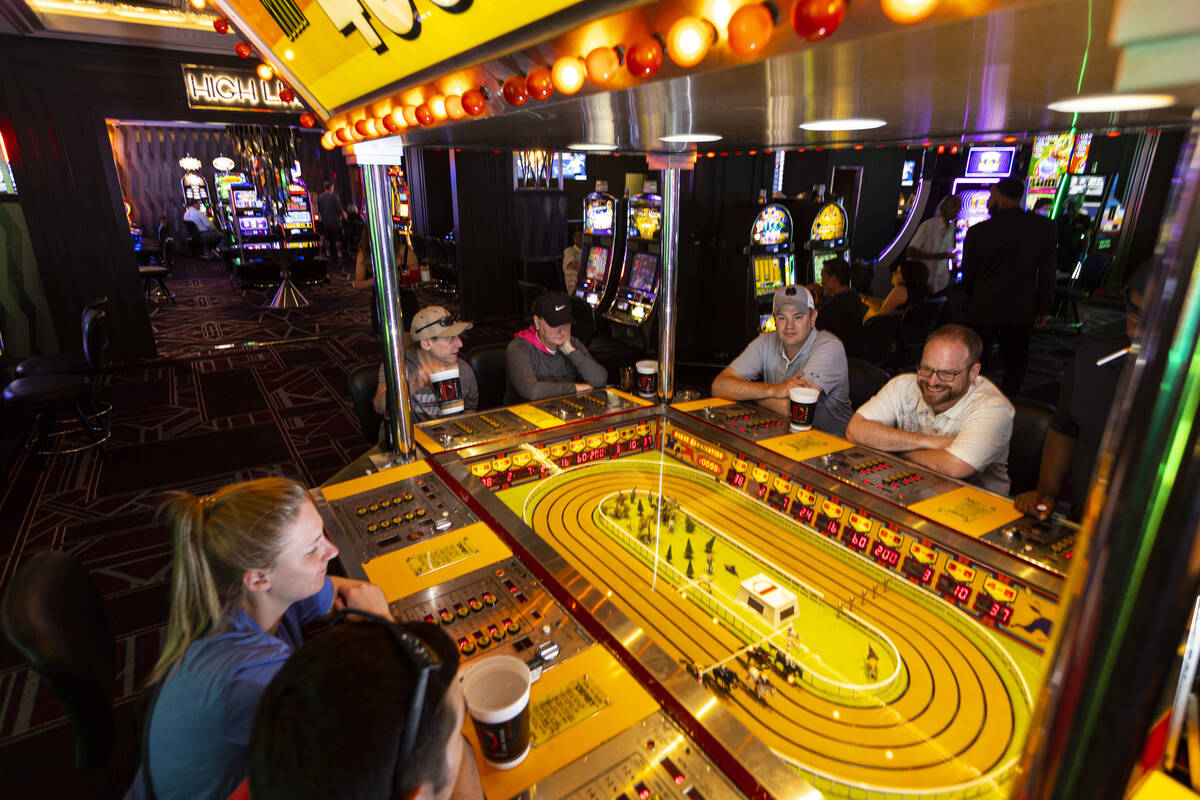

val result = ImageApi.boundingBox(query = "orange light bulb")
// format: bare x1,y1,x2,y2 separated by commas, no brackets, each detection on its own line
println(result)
256,62,275,81
728,3,776,56
879,0,939,24
666,17,715,68
429,95,447,120
389,108,408,130
552,56,586,95
403,105,419,126
585,46,622,86
445,95,465,119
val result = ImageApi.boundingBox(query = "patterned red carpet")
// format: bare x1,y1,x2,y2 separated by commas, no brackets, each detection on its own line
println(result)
0,257,393,797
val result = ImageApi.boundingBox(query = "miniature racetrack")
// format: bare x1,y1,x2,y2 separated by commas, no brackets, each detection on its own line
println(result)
502,460,1032,798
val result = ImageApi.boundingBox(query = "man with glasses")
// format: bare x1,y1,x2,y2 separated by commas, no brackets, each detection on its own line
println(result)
846,324,1014,494
374,305,479,422
244,616,484,800
505,290,607,404
1014,262,1151,520
712,284,853,435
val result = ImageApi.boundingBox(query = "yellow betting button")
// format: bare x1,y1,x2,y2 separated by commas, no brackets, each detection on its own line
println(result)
468,598,483,612
459,639,475,655
476,636,491,649
415,508,427,517
456,606,469,618
505,620,520,635
490,629,505,643
439,610,454,624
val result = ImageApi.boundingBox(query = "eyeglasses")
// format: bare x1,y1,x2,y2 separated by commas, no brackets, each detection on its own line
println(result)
916,364,969,382
413,312,458,336
329,608,440,760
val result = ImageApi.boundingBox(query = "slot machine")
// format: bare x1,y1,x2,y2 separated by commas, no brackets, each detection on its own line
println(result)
213,172,246,247
281,181,319,253
573,182,621,310
181,172,217,226
229,183,275,255
388,165,412,234
791,200,849,284
604,183,662,331
949,146,1017,281
1062,173,1115,229
747,204,795,333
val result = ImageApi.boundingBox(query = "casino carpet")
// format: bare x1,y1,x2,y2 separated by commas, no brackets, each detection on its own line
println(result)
0,257,1121,798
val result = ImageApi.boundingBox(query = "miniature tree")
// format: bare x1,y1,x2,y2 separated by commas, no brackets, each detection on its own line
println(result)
685,515,695,534
637,499,645,516
684,539,694,560
686,560,695,579
665,545,674,562
704,535,715,554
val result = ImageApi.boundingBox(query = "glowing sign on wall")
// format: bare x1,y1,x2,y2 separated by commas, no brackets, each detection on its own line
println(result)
181,64,306,112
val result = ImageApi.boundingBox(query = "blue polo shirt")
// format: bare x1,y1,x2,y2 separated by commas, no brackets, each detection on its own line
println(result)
131,578,334,800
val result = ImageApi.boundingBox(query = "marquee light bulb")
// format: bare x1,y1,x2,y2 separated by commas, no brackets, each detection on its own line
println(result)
188,0,205,10
381,113,401,133
256,62,275,82
389,107,409,129
727,3,776,56
585,46,622,86
445,94,465,119
666,17,716,68
879,0,939,24
403,105,419,126
429,94,447,120
552,56,586,95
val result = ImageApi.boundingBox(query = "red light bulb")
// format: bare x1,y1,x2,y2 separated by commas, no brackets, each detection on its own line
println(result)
278,87,295,103
585,46,622,86
525,67,554,101
626,37,664,79
299,113,315,128
790,0,846,41
213,17,230,34
234,42,252,58
415,104,433,125
461,88,487,116
502,76,529,106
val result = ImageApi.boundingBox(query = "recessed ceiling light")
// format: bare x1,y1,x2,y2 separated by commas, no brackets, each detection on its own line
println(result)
800,118,887,131
568,143,618,151
1047,93,1176,113
659,133,723,143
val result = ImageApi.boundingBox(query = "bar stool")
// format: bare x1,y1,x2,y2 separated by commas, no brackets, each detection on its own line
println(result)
2,372,110,458
139,266,175,304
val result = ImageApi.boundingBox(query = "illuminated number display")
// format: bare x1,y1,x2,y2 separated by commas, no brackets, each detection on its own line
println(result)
842,529,870,552
901,557,934,585
935,574,971,603
815,513,840,537
871,542,901,567
726,469,747,488
973,593,1014,625
479,465,542,490
793,505,815,525
756,483,770,501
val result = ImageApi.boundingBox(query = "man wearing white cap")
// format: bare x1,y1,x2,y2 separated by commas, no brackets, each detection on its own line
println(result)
712,285,853,436
374,305,478,423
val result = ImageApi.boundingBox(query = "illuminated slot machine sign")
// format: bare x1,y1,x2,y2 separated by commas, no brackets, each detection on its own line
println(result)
1024,132,1077,211
585,196,614,236
468,450,547,491
953,188,993,265
808,203,848,277
389,166,411,231
629,201,662,241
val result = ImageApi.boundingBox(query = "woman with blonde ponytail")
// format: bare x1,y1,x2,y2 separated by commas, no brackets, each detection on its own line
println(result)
125,477,389,800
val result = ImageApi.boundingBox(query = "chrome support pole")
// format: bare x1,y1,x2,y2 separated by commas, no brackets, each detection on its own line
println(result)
361,163,415,463
658,166,680,403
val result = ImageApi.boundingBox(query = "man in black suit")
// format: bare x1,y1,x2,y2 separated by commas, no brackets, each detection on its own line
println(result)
961,177,1057,396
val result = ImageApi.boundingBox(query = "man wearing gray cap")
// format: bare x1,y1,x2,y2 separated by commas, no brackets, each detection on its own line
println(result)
712,285,853,436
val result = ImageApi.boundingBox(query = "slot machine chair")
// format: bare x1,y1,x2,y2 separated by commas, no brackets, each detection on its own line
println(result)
348,364,384,445
183,220,205,258
1053,252,1114,331
1008,398,1056,497
464,342,509,411
892,298,948,370
518,281,547,323
847,358,891,410
1,550,116,772
859,312,902,367
570,296,643,383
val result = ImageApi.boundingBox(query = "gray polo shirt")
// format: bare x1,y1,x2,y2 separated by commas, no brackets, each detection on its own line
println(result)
727,330,853,436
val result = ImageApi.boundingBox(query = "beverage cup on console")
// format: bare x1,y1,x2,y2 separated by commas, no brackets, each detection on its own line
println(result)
788,386,820,432
461,655,532,769
635,360,658,400
430,366,464,415
619,366,634,392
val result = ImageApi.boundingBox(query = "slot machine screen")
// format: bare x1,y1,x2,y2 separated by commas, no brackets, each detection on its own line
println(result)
1069,133,1092,175
1025,133,1074,209
585,200,614,236
283,211,311,228
629,252,658,293
900,160,916,187
240,217,268,233
630,203,661,240
964,147,1016,178
560,152,587,181
1064,174,1108,220
754,257,784,295
751,205,791,246
811,204,846,243
233,190,258,209
397,202,410,218
585,246,609,280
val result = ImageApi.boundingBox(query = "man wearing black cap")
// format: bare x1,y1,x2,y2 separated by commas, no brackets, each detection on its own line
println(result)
712,284,853,436
505,290,608,403
961,176,1057,396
